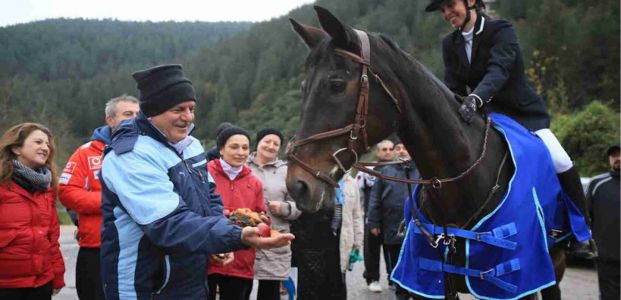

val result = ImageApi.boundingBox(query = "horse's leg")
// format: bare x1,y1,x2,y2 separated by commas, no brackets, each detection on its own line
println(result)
540,243,567,300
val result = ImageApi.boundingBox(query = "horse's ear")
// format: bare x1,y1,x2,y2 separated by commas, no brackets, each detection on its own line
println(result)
314,6,358,52
289,18,326,49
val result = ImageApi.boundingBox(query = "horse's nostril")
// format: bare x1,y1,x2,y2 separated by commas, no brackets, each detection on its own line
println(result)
295,180,309,195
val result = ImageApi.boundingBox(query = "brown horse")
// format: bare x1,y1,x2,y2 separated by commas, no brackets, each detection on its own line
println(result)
285,6,565,299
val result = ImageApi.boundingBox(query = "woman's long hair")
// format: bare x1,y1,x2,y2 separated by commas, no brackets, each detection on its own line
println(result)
0,122,59,193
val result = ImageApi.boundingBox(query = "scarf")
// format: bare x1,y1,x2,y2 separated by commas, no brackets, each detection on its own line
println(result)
220,158,243,180
12,159,51,192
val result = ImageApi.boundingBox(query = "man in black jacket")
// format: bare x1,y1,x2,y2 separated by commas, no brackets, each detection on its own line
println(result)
367,141,419,300
587,144,620,300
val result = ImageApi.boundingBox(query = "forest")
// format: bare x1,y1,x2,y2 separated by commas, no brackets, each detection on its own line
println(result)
0,0,618,175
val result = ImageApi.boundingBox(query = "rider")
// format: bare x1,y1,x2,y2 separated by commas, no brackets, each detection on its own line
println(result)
425,0,590,249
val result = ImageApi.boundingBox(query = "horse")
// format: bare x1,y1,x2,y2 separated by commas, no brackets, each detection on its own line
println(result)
285,6,569,300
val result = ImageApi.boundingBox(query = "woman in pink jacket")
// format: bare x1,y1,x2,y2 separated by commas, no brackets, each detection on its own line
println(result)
0,123,65,299
207,127,265,300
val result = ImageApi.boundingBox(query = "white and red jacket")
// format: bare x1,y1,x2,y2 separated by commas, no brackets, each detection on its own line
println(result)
59,126,111,248
207,159,265,279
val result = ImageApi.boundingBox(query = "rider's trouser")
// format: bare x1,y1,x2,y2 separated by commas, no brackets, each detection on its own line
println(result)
534,128,590,226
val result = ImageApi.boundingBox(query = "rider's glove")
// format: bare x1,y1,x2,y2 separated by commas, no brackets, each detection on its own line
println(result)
458,94,483,124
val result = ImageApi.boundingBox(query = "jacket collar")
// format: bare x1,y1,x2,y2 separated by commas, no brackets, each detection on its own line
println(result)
247,152,286,168
454,15,486,67
211,158,251,180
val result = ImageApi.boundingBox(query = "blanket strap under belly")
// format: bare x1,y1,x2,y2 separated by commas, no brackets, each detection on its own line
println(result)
411,221,518,250
419,257,521,293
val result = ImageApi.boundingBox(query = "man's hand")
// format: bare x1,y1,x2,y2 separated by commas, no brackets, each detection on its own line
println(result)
241,226,294,249
370,227,381,236
53,288,62,296
458,95,481,124
211,252,235,265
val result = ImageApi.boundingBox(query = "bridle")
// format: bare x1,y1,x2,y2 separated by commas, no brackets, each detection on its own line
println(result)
286,29,400,187
286,28,491,190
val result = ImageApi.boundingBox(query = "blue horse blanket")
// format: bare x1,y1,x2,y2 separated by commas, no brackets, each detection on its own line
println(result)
391,113,590,299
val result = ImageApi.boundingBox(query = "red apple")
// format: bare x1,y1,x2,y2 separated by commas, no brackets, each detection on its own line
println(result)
257,223,270,237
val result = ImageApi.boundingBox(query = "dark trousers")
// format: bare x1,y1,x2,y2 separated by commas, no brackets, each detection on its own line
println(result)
0,281,52,300
597,259,620,300
76,247,104,300
256,279,280,300
207,274,253,300
363,225,389,284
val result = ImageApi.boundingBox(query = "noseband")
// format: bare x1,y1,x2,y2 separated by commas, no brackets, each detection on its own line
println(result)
286,29,400,187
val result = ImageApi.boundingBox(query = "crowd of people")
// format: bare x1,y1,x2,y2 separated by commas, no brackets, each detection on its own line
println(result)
0,0,618,299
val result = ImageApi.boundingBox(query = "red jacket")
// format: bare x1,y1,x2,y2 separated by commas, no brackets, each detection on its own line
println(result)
59,139,105,248
207,159,265,279
0,181,65,289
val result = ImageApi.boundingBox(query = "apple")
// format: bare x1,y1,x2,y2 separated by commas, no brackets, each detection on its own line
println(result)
257,223,270,237
223,209,231,217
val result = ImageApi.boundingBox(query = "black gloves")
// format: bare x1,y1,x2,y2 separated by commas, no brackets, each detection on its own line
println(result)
458,95,483,124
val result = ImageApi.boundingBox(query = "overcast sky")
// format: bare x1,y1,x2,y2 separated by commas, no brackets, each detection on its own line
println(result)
0,0,316,27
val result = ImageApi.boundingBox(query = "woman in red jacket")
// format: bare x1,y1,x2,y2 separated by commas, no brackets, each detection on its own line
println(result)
207,127,265,300
0,123,65,300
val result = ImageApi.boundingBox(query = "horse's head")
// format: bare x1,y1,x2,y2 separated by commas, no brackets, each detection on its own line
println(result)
286,6,403,213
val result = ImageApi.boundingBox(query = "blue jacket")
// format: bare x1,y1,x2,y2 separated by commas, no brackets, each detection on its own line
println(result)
100,113,246,300
367,161,419,245
442,16,550,131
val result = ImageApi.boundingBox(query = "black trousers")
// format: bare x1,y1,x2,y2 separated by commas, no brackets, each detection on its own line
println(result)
256,279,280,300
0,281,52,300
597,259,620,300
76,247,104,300
384,243,414,299
362,225,390,284
207,274,253,300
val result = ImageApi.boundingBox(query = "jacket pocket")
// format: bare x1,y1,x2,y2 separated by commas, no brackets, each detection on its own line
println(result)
152,255,171,297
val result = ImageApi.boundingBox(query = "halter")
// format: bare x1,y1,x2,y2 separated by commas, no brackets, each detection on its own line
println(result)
286,29,400,187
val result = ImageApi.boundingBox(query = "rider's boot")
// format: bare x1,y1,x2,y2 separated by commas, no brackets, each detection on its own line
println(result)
557,166,594,258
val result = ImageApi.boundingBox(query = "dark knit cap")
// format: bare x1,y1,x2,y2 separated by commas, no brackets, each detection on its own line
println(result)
255,128,284,148
606,144,620,156
216,127,251,150
132,64,196,117
214,122,234,139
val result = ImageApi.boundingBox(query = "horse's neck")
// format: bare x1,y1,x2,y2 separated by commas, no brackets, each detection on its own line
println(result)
388,51,500,224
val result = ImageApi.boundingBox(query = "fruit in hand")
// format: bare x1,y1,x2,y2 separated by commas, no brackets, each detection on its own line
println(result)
257,223,271,237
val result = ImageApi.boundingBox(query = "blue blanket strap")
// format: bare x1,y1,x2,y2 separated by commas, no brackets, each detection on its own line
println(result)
419,258,520,293
412,222,518,250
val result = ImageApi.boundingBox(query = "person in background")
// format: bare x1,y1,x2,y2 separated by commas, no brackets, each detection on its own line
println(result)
58,94,139,300
338,173,364,286
357,139,394,293
100,64,292,300
207,122,234,161
587,144,620,300
0,123,65,299
367,139,419,300
246,128,302,300
208,126,266,300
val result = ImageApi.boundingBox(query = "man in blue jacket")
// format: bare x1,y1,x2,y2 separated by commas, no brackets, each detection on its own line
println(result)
100,64,293,300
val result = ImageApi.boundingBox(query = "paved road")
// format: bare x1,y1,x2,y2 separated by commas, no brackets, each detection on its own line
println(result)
56,225,599,300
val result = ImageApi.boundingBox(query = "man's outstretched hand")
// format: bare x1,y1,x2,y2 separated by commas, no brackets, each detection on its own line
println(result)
241,226,294,249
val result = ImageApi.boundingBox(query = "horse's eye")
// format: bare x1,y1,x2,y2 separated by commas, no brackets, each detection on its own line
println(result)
329,79,346,93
